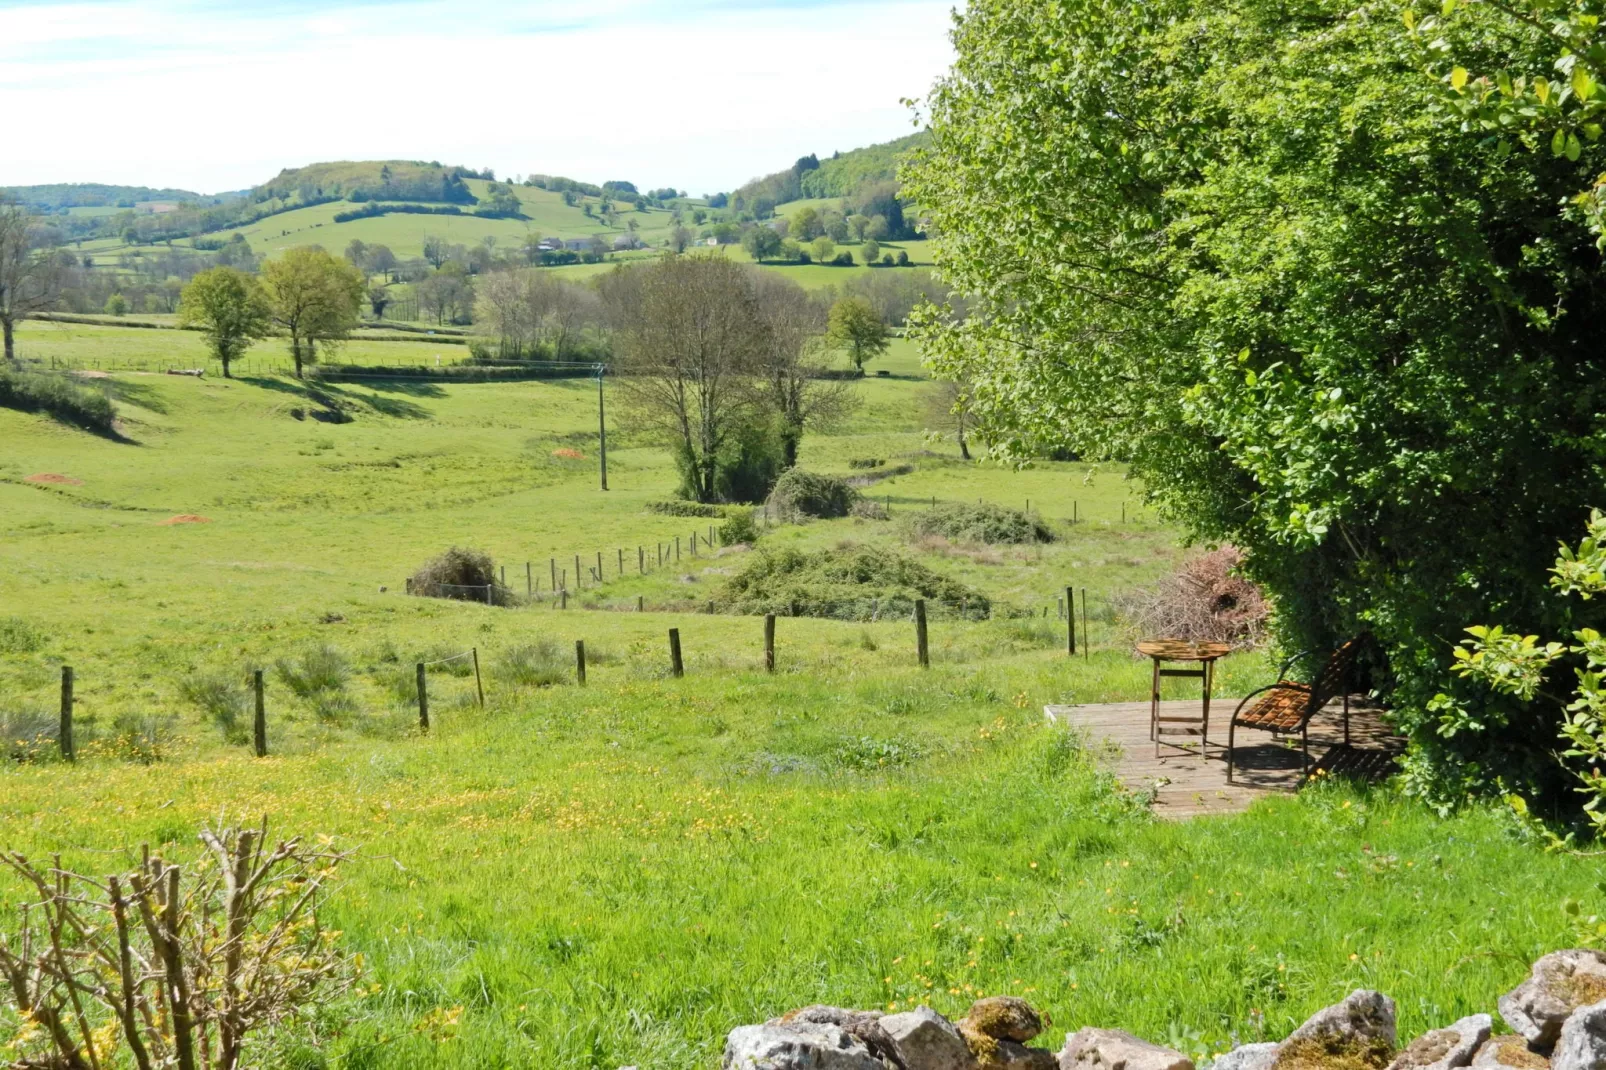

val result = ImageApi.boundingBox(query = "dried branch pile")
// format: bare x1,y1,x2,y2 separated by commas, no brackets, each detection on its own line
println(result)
1111,547,1268,649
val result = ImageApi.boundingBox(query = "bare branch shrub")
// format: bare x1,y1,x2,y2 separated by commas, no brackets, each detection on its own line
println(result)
1110,547,1268,648
0,820,353,1070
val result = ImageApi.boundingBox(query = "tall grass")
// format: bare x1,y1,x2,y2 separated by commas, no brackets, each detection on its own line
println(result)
0,368,115,432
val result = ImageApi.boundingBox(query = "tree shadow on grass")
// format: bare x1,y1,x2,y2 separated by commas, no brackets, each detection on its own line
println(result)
91,377,169,415
235,375,433,420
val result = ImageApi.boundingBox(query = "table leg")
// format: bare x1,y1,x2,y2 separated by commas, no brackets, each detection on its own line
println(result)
1201,657,1215,760
1149,658,1160,743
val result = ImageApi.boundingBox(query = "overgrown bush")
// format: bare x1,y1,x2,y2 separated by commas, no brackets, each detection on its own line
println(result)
179,670,248,743
718,544,990,620
0,711,60,762
903,502,1055,545
645,499,727,518
410,546,513,606
101,712,180,764
0,369,116,433
674,418,787,504
719,510,761,546
1110,548,1268,649
767,469,859,520
847,457,886,470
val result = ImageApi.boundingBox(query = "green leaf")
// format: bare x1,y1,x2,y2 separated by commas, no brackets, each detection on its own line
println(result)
1451,66,1469,90
1554,127,1569,155
1575,66,1597,100
1569,131,1584,160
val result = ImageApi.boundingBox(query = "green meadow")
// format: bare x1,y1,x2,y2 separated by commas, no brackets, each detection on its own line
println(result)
1,345,1598,1067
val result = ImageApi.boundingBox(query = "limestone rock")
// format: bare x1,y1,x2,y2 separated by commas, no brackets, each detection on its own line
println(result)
1058,1027,1195,1070
1214,1043,1281,1070
1470,1035,1549,1070
1500,952,1606,1050
768,1007,901,1068
881,1006,977,1070
1387,1015,1492,1070
958,1024,1056,1070
964,998,1045,1043
1554,1001,1606,1070
723,1022,889,1070
1288,991,1399,1049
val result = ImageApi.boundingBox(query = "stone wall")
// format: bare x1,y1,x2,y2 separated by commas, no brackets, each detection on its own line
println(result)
720,950,1606,1070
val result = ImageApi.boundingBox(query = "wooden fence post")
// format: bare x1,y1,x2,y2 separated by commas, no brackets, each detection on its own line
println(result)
618,548,624,574
669,628,684,678
253,669,267,757
1066,586,1077,655
764,614,776,673
1081,588,1090,660
472,647,485,707
915,600,930,668
575,554,583,590
416,663,429,732
597,550,603,580
691,532,698,557
676,536,681,562
550,557,557,590
576,640,587,685
59,666,74,763
526,561,533,598
561,589,568,609
639,546,645,573
638,595,645,612
500,565,506,588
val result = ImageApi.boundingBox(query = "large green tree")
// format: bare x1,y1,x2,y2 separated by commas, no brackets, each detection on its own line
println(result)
260,247,364,378
903,0,1606,807
825,296,890,371
178,267,272,378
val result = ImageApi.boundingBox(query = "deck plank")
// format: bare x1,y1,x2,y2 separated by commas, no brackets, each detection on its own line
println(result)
1043,698,1402,818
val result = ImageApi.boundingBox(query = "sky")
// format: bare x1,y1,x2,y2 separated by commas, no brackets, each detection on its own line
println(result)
0,0,956,195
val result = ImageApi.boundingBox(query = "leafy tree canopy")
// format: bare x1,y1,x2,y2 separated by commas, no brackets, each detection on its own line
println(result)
903,0,1606,807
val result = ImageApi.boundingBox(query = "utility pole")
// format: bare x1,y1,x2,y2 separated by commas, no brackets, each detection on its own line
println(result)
597,365,608,491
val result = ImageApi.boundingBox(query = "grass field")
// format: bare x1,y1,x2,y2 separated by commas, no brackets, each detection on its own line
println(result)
2,351,1598,1068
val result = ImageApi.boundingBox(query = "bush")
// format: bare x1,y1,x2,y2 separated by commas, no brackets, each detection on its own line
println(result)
718,544,990,620
847,458,885,470
767,469,859,520
902,502,1055,545
719,510,761,546
0,370,116,433
645,500,727,518
178,671,248,743
0,711,60,762
410,546,513,606
1110,548,1268,649
673,418,787,505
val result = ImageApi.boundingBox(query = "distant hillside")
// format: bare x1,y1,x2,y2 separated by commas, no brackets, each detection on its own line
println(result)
2,182,209,210
800,132,927,199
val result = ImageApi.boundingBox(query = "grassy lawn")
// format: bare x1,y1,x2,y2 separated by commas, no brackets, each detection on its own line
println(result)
2,360,1594,1068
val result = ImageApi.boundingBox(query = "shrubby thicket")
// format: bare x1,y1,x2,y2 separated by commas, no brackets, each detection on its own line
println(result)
904,0,1606,808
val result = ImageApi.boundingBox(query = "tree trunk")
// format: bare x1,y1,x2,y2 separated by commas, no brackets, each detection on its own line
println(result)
958,426,971,461
292,334,303,379
222,355,232,379
1,315,13,364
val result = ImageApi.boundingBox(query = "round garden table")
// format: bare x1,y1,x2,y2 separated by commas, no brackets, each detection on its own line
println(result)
1137,639,1232,759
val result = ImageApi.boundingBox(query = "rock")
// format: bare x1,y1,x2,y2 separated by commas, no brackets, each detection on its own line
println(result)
1214,1044,1281,1070
1288,991,1399,1049
768,1008,901,1068
1554,1001,1606,1070
723,1022,889,1070
1059,1027,1195,1070
1501,952,1606,1050
1386,1016,1492,1070
881,1006,976,1070
1471,1036,1550,1070
958,1024,1056,1070
964,998,1044,1043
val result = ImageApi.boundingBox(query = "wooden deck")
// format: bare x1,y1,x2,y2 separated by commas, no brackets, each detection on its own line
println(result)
1043,698,1402,819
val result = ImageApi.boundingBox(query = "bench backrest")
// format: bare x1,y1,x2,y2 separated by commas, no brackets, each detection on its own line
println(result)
1305,635,1366,718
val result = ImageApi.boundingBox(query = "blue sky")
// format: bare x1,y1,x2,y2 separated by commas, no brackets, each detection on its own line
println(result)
0,0,955,193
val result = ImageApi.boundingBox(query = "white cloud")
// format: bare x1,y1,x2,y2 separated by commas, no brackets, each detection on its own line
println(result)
0,0,954,193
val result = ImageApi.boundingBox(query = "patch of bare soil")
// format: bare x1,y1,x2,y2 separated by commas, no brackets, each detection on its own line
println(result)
24,473,84,485
159,514,213,525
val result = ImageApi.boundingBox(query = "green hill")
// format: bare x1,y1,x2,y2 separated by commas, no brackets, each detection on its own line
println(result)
800,132,927,199
257,160,484,204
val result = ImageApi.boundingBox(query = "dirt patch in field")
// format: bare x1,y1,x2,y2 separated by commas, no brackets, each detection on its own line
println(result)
24,473,84,485
74,370,110,379
159,514,213,525
552,448,585,459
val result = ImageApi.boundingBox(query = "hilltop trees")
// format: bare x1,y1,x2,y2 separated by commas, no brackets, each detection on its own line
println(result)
179,267,272,378
741,225,783,263
825,296,890,371
904,0,1606,806
0,203,65,363
260,247,364,378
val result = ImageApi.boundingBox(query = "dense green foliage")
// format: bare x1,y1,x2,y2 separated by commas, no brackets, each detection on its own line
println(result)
905,0,1606,809
178,266,273,378
904,502,1055,546
0,369,114,432
767,468,859,519
719,544,989,619
0,183,203,210
800,133,928,199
